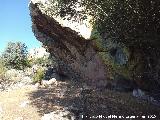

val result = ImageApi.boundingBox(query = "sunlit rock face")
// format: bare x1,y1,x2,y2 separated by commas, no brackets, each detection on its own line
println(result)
30,0,92,39
28,47,49,60
29,0,107,87
54,16,93,39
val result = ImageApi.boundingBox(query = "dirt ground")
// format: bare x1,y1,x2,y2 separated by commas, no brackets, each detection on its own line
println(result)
0,86,41,120
0,80,160,120
0,81,82,120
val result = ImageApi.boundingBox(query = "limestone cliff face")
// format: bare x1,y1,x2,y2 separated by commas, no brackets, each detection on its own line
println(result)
29,1,107,87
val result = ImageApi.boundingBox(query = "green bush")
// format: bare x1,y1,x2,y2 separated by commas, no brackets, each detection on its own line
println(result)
33,67,45,83
1,42,29,70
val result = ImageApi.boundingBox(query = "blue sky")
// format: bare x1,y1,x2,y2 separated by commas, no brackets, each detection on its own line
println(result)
0,0,42,54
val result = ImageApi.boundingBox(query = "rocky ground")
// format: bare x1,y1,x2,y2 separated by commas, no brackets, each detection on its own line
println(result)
0,79,160,120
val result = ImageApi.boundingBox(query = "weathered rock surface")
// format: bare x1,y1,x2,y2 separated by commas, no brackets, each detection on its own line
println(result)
29,0,160,99
29,1,107,88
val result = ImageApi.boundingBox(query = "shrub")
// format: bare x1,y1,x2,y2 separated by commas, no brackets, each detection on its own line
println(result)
1,42,29,70
33,67,45,83
4,69,24,82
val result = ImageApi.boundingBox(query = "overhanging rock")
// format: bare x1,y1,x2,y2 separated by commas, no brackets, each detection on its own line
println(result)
29,1,107,87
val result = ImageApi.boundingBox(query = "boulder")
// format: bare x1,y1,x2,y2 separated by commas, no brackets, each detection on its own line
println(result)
42,78,57,87
34,82,41,88
20,76,32,85
29,1,107,88
133,89,145,98
29,0,160,92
